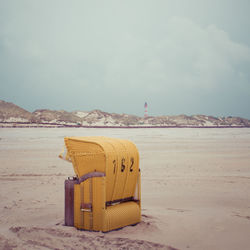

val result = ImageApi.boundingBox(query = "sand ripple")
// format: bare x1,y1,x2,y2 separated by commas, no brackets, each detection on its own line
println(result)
6,226,178,250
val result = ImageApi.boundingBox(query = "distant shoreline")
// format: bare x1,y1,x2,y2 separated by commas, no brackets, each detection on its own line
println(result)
0,122,249,129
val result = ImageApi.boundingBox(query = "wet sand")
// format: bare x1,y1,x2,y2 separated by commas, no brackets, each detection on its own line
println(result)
0,128,250,250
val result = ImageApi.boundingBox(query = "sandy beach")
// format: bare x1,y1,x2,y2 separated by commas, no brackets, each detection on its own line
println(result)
0,128,250,250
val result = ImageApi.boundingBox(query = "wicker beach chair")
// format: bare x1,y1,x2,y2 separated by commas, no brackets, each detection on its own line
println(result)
62,136,141,232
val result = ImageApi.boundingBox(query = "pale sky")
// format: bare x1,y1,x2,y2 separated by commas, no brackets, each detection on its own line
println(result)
0,0,250,118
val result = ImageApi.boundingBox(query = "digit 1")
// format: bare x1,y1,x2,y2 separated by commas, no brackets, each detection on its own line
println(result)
113,160,116,174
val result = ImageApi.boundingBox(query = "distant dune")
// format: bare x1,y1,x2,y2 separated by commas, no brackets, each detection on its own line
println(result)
1,100,250,128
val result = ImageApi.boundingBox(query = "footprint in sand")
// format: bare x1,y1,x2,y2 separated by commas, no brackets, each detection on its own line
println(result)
166,207,191,213
0,234,18,249
232,212,250,220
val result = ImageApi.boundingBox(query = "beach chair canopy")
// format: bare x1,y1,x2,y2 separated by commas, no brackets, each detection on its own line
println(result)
64,136,140,203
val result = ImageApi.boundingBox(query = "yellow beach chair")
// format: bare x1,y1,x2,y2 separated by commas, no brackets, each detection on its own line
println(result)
62,136,141,232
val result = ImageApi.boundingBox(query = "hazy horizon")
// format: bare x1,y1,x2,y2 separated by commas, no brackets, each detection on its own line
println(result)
0,1,250,118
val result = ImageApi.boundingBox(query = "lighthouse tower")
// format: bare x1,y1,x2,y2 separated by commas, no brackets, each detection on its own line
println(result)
144,102,148,118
